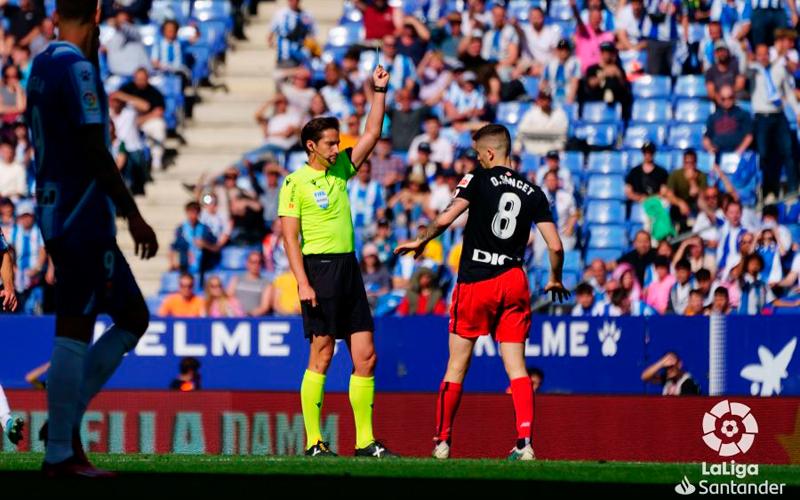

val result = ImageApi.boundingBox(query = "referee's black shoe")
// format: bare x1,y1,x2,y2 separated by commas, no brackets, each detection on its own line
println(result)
355,441,397,458
304,440,337,457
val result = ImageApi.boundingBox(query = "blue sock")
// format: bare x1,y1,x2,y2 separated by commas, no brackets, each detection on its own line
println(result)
45,337,88,464
75,326,139,429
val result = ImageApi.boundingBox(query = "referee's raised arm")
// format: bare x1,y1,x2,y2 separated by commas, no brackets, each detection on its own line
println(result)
351,66,391,169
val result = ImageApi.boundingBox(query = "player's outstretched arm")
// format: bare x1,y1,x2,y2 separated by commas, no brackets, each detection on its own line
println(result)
0,250,17,312
395,197,470,259
350,66,391,169
537,221,570,303
80,125,158,259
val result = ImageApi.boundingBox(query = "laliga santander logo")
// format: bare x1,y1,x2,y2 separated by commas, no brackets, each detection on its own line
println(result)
702,400,759,457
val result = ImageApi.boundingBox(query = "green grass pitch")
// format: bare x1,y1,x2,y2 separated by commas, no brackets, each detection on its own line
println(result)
1,453,799,485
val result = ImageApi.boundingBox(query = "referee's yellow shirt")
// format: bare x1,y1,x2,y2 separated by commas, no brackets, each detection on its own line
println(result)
278,149,356,255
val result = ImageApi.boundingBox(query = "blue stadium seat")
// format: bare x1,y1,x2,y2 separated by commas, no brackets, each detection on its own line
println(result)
737,100,752,115
520,153,540,173
327,24,363,47
220,246,258,271
633,75,671,99
667,124,705,149
185,43,212,84
564,249,582,273
149,74,184,130
627,202,643,225
585,248,624,264
509,0,541,22
159,271,182,294
137,24,159,48
671,150,713,173
191,0,232,23
151,0,191,24
574,123,619,147
553,19,576,39
720,152,761,206
550,0,573,20
534,266,580,296
586,151,626,174
673,75,708,99
497,102,532,126
521,76,540,97
631,99,671,123
197,19,229,56
622,123,668,149
586,174,626,200
674,99,714,123
585,200,625,224
587,224,627,249
561,151,584,174
787,224,800,245
340,2,363,24
146,295,164,314
580,102,622,124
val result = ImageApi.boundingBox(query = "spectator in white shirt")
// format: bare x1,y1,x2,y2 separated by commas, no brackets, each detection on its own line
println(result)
428,168,456,215
520,7,559,73
408,115,454,167
616,0,647,53
534,170,577,262
515,89,568,154
535,150,575,194
0,141,26,201
254,94,302,152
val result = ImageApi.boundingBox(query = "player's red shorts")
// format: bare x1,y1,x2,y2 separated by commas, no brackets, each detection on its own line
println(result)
448,267,531,343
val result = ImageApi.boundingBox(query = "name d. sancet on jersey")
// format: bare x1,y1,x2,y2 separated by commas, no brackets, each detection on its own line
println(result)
454,166,553,283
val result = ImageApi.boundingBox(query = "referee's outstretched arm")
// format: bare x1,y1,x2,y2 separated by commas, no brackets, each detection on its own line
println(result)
350,66,391,169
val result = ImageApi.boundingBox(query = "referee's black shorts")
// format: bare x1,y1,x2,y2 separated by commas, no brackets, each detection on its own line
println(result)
301,252,374,340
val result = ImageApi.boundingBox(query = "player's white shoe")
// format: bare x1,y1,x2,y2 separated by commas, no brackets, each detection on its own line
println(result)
507,443,535,461
432,440,450,459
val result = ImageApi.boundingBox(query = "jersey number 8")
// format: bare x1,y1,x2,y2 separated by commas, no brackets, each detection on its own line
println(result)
491,192,521,240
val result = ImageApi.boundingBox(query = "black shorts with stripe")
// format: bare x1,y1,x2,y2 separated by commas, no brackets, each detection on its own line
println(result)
301,252,374,340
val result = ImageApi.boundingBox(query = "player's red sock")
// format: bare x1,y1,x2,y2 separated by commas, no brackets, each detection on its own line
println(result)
434,381,463,443
510,376,534,442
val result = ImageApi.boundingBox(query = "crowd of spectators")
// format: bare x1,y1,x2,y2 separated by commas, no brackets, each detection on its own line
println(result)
5,0,800,318
0,0,245,314
161,0,800,318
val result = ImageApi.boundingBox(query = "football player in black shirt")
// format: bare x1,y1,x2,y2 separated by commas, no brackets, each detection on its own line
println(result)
396,124,569,460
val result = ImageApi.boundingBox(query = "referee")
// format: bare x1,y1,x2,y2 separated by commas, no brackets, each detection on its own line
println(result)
278,66,394,458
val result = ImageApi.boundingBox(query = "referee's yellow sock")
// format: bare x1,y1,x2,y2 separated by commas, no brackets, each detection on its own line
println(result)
349,374,375,449
301,370,326,449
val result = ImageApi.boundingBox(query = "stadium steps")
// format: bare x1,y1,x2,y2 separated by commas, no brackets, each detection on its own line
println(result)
117,0,345,296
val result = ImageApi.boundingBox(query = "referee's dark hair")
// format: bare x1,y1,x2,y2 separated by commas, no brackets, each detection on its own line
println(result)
56,0,99,23
301,117,340,154
472,123,511,157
